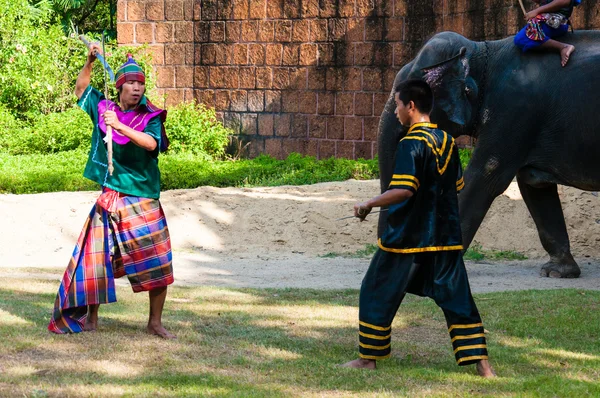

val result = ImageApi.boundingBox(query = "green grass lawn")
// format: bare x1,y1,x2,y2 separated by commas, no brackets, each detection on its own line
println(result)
1,274,599,397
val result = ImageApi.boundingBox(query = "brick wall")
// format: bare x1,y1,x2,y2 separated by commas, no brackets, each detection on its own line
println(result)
117,0,600,159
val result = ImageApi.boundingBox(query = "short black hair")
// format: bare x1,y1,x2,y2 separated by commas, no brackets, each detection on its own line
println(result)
394,79,434,114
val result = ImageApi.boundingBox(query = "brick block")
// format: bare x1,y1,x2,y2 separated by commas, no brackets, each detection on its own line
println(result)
176,66,194,88
385,17,404,41
249,0,267,19
265,139,283,158
289,67,307,90
303,139,319,157
355,141,372,159
355,43,392,66
319,140,336,159
215,90,231,110
134,22,153,43
309,20,328,42
223,112,241,134
292,20,310,42
117,0,126,21
363,116,380,141
201,43,216,64
209,67,239,88
195,89,215,108
282,44,299,66
337,140,354,159
248,90,264,111
327,117,344,139
247,139,265,158
373,93,389,116
258,20,274,41
325,68,343,91
265,90,281,112
272,68,290,89
210,22,226,41
291,115,308,138
338,0,354,17
165,43,186,64
202,0,218,19
316,43,333,66
317,92,334,115
346,18,364,42
282,139,303,157
256,67,273,88
232,0,249,19
194,22,210,42
233,44,249,64
146,1,165,20
241,113,257,135
194,66,209,88
363,68,383,91
266,44,283,65
395,0,408,16
184,0,194,19
307,68,326,90
355,93,373,116
218,0,234,19
147,44,165,65
230,90,248,111
164,88,184,108
239,66,256,88
319,0,336,18
336,93,354,115
355,0,373,17
266,0,284,18
281,91,299,113
365,17,383,41
117,23,134,44
345,117,363,140
344,67,362,91
308,115,326,139
246,44,265,66
175,21,194,42
284,0,301,18
328,18,347,41
299,44,318,65
274,20,292,42
128,1,145,21
258,114,274,136
166,0,184,20
298,91,317,114
225,22,242,42
301,0,319,17
215,44,232,64
241,21,258,42
156,23,174,43
156,66,175,88
274,114,291,136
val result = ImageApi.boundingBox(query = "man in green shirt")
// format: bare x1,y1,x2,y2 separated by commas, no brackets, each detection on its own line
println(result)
48,44,175,339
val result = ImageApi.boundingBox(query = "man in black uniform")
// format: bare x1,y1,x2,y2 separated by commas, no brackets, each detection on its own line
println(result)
341,79,495,377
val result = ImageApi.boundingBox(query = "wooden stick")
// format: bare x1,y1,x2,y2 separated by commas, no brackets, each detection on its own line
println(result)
518,0,527,17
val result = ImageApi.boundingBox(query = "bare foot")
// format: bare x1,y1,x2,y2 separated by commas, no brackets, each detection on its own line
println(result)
83,320,97,332
147,323,177,339
561,45,575,67
340,358,376,369
476,359,496,378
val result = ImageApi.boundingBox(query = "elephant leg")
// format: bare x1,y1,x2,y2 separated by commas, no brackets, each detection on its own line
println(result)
459,155,516,250
516,170,580,278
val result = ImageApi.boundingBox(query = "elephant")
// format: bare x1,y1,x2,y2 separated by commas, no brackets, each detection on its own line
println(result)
377,30,600,279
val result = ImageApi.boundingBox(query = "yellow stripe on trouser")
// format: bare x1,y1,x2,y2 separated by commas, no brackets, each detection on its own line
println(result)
360,353,391,360
359,321,391,331
360,342,391,350
453,344,487,354
451,333,485,343
457,355,488,365
359,331,391,340
448,323,483,333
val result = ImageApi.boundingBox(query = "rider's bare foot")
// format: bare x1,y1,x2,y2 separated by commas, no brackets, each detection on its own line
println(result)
561,44,575,67
84,304,99,332
476,359,496,378
340,358,376,369
147,322,176,339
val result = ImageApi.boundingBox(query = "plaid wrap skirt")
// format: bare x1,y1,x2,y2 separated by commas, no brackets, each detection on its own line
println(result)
48,191,174,334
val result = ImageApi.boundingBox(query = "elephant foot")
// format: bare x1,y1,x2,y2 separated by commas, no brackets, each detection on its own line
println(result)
540,258,581,278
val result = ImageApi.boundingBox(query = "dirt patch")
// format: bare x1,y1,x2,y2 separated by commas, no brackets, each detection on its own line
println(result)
2,180,600,292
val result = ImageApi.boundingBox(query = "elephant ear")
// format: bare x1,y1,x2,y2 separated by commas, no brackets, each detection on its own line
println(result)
421,47,472,126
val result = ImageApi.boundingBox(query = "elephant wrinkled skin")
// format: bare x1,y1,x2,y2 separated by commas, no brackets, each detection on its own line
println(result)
377,31,600,278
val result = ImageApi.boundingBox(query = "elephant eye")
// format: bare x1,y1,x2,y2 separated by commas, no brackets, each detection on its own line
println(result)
465,86,471,95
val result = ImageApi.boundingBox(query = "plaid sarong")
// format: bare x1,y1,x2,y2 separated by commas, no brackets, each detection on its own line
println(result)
48,192,174,334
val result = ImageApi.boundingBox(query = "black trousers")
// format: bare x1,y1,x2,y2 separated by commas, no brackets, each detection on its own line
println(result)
358,249,488,366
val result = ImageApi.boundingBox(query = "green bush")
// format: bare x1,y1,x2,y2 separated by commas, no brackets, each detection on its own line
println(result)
0,104,23,152
2,107,92,155
164,102,232,159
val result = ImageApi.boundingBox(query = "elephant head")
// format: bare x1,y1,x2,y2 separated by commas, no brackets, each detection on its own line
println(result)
393,32,480,137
